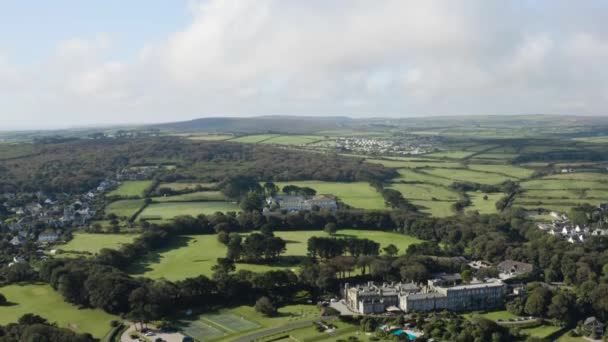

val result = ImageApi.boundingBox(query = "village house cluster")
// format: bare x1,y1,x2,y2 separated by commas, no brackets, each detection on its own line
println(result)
537,206,608,244
342,273,506,315
335,137,432,155
264,194,338,213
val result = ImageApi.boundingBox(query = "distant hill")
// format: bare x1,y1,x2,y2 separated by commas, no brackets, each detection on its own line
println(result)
150,116,355,134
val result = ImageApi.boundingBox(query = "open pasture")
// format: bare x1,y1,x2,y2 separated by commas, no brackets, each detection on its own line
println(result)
138,201,239,220
274,181,386,210
105,199,146,218
0,284,117,338
107,180,153,198
424,150,476,159
56,233,137,255
467,164,535,179
412,200,457,217
260,135,322,145
395,169,453,186
366,158,463,169
423,168,516,185
228,134,280,143
158,182,218,191
543,172,608,182
467,192,505,214
152,191,226,202
388,183,459,201
521,178,608,190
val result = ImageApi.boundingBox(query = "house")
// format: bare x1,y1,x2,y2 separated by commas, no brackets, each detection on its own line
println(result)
267,194,338,212
10,235,26,246
38,230,60,243
582,317,605,338
497,260,534,280
537,223,553,231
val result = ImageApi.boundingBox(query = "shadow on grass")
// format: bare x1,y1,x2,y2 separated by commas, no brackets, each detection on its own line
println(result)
127,235,192,275
236,256,308,269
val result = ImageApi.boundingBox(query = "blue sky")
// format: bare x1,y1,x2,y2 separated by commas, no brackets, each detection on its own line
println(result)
1,1,607,130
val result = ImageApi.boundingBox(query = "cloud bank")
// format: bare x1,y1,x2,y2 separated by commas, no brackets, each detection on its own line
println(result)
1,0,608,129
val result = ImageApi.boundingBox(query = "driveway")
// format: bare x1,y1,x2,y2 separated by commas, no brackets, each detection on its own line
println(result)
121,323,186,342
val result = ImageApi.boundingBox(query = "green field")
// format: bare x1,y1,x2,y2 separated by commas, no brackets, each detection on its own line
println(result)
105,199,146,218
186,134,233,141
107,180,154,198
56,233,138,256
0,143,34,160
0,284,117,338
158,182,218,191
366,158,463,169
423,168,515,185
395,169,453,186
132,230,422,280
467,164,535,179
467,192,505,214
152,191,226,202
229,134,280,144
388,183,460,201
274,181,386,210
260,135,322,145
139,201,240,220
520,325,562,339
182,305,319,342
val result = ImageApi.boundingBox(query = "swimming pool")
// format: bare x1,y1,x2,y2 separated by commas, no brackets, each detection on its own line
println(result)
391,329,417,340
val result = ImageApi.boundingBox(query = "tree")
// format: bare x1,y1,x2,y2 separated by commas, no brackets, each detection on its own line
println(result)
382,244,399,257
263,182,279,196
240,191,263,211
324,222,337,236
255,296,277,316
525,287,551,317
569,209,588,227
547,292,577,325
460,269,473,283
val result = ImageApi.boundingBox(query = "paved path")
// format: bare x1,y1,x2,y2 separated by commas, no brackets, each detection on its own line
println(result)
233,318,324,342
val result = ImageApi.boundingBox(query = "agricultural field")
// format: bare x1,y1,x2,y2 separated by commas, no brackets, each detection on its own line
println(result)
228,134,280,144
0,284,117,338
0,143,34,160
423,168,516,185
366,158,463,169
56,233,138,256
158,182,218,191
152,191,226,202
181,305,319,342
274,181,387,210
388,183,460,201
105,199,146,218
394,169,453,186
106,180,154,198
131,230,423,280
467,192,505,214
467,164,535,179
425,151,476,159
260,135,322,145
185,134,234,141
138,201,239,221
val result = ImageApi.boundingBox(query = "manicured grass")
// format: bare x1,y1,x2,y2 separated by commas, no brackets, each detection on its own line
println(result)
107,180,154,198
424,168,516,185
152,191,226,202
388,183,460,201
260,135,322,145
395,169,453,186
274,181,386,210
556,332,587,341
190,305,320,342
229,134,280,143
158,182,218,191
139,201,239,220
56,233,138,255
0,284,117,338
105,199,146,219
467,192,505,214
467,310,520,321
467,164,535,179
132,230,423,280
520,324,561,339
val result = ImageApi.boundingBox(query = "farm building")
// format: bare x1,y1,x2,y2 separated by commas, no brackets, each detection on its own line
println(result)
267,194,337,212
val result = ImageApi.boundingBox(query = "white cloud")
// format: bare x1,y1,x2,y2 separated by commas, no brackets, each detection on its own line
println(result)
1,0,608,129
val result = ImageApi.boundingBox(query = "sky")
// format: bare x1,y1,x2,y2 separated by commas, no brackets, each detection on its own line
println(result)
1,0,608,130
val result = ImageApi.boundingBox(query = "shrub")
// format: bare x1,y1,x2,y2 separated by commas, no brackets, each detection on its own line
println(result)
255,296,277,317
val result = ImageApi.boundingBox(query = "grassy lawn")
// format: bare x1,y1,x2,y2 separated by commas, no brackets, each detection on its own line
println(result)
388,183,460,201
139,201,239,220
56,233,138,256
274,181,386,210
467,192,505,214
412,199,456,217
519,324,562,339
425,151,476,159
131,230,422,280
556,332,588,341
105,199,146,218
158,182,218,191
182,305,320,342
466,310,520,321
0,284,117,338
152,191,226,202
107,180,154,198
